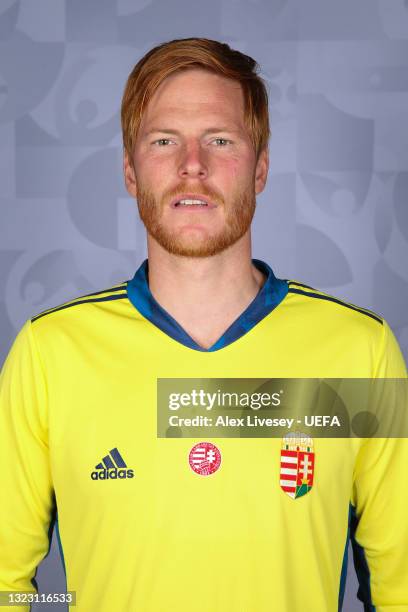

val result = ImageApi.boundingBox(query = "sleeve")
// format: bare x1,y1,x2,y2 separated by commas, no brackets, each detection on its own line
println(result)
350,320,408,611
0,320,55,611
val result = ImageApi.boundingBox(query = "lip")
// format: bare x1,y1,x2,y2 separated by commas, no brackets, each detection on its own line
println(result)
170,193,218,209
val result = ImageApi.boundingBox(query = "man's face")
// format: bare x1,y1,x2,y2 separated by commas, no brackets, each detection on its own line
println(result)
124,68,268,257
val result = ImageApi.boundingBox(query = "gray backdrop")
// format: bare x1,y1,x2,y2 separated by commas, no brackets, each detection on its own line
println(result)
1,1,407,610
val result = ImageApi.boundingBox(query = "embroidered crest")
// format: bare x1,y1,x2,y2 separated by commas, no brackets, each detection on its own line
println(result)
280,433,315,499
189,442,221,476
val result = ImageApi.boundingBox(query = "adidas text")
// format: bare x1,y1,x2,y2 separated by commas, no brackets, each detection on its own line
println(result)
91,468,134,480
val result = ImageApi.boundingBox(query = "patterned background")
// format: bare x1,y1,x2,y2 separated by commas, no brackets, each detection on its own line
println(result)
1,1,407,610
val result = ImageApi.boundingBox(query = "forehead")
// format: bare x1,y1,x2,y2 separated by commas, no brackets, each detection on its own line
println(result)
140,68,246,130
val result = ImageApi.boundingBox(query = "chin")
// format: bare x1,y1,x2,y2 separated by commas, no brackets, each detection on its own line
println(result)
154,231,245,258
159,241,221,258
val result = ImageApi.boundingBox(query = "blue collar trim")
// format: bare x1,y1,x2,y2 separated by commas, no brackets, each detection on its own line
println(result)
126,259,288,352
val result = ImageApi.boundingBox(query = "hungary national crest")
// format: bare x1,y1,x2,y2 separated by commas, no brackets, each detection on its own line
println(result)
280,433,315,499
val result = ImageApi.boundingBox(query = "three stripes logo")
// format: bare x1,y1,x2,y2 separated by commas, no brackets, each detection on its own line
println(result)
90,447,134,481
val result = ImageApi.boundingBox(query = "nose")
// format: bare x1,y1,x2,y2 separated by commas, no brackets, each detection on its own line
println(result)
177,141,208,180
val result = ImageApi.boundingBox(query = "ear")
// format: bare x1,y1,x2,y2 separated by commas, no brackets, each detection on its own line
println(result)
254,147,269,195
123,149,138,198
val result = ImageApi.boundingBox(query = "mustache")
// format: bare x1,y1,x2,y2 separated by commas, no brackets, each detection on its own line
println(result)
162,185,224,206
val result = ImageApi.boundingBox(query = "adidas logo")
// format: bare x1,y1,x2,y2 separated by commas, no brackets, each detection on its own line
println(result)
90,447,134,480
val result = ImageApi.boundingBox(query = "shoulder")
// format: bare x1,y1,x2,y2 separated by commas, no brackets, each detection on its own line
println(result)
283,278,386,358
30,280,130,327
281,279,405,375
284,279,383,327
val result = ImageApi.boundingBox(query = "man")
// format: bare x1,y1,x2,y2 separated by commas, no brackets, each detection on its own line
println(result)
0,38,407,612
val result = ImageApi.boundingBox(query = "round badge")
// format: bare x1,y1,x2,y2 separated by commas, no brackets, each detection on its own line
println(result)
189,442,221,476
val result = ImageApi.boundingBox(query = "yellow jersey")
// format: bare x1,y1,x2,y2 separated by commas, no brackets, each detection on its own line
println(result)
0,259,407,611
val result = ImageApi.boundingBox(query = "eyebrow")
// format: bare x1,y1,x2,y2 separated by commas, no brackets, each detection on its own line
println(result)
144,127,240,138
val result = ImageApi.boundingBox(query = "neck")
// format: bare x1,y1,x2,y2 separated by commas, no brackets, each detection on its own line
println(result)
146,233,266,349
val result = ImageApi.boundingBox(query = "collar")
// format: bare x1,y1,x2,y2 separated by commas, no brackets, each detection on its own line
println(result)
126,258,288,352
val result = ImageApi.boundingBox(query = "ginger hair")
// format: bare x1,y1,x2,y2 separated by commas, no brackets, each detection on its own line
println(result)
121,37,270,161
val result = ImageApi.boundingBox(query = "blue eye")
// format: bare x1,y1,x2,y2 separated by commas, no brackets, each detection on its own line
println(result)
214,138,230,146
154,138,173,146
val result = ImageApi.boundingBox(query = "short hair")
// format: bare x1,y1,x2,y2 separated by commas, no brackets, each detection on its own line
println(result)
121,37,270,161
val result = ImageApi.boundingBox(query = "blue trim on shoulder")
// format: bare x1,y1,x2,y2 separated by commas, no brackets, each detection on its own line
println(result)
338,504,351,611
126,258,288,352
286,280,316,291
31,293,128,323
349,504,376,611
287,287,383,325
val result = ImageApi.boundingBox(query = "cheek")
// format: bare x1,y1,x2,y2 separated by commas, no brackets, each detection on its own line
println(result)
134,155,169,186
220,156,253,185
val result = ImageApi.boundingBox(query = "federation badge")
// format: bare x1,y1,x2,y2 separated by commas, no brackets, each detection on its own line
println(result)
280,432,315,499
189,442,221,476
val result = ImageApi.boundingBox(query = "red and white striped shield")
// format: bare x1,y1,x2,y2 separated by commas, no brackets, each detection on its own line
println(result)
280,433,315,499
